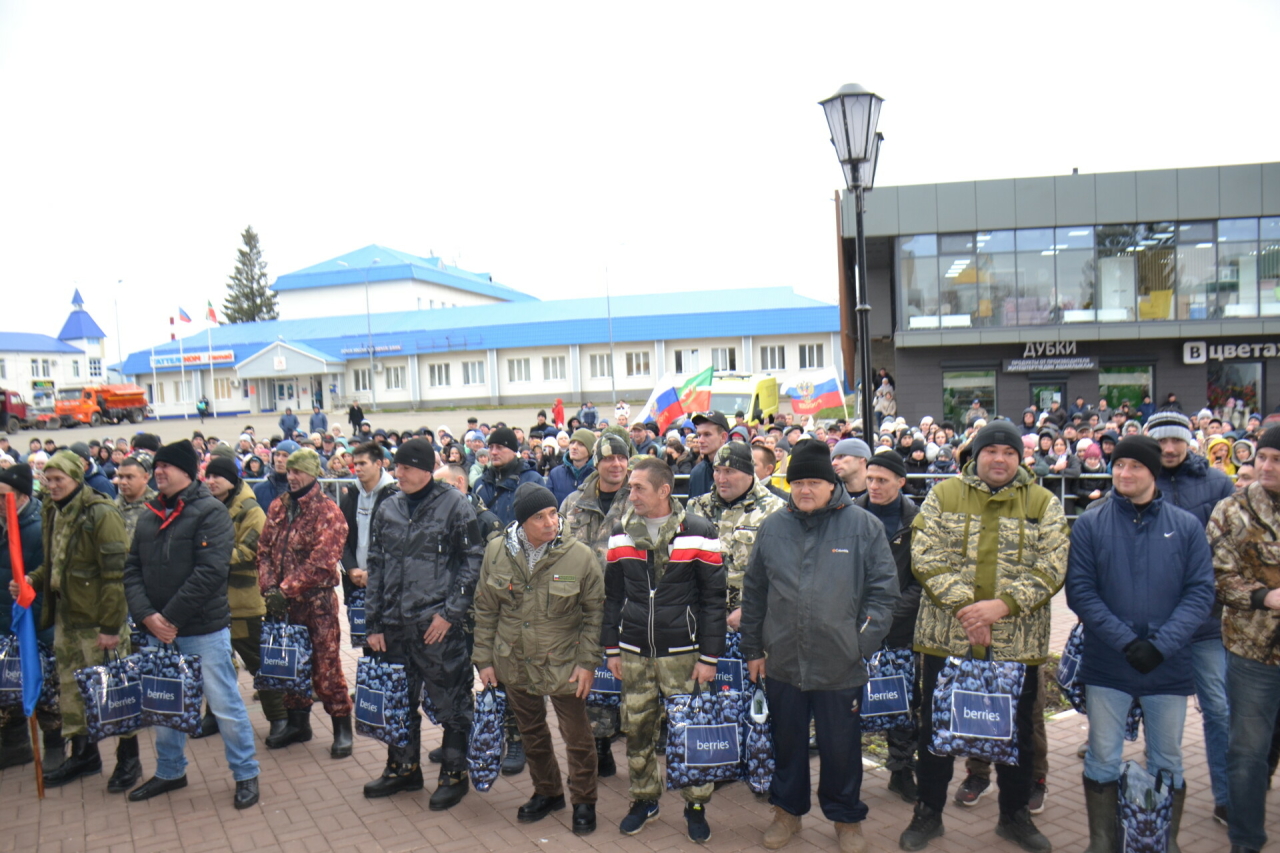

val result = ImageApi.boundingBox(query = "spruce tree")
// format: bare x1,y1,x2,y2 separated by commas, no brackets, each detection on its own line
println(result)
221,226,279,323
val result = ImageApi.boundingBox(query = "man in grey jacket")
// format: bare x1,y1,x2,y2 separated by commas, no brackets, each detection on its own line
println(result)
741,439,899,853
363,438,485,811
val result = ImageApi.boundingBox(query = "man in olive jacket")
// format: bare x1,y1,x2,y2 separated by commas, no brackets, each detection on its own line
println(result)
741,439,899,853
899,421,1068,853
19,450,136,790
474,483,604,835
122,440,260,809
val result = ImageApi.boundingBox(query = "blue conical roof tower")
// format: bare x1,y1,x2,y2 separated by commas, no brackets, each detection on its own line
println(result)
58,290,106,341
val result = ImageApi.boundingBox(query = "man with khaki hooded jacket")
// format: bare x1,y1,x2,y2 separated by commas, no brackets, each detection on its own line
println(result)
474,483,604,835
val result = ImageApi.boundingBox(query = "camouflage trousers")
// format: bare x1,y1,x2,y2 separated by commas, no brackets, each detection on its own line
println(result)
620,651,712,805
0,692,60,732
282,592,352,717
55,623,133,739
587,703,620,740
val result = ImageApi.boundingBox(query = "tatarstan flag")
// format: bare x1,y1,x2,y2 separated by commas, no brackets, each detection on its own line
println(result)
678,366,714,413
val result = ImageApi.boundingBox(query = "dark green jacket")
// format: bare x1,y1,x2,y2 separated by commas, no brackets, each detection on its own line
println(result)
27,487,130,635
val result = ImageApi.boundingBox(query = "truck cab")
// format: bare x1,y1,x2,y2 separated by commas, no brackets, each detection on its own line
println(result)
709,373,779,426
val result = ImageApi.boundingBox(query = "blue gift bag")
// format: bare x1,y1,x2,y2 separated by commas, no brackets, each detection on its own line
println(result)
586,655,622,708
1058,622,1143,741
665,688,744,788
347,589,367,648
254,619,313,695
354,656,411,748
137,644,203,735
0,634,58,710
1118,761,1174,853
860,648,915,733
930,655,1026,765
467,686,507,792
741,682,774,795
74,652,144,741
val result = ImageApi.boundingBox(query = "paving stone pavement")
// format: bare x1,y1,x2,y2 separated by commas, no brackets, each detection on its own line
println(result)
2,591,1277,852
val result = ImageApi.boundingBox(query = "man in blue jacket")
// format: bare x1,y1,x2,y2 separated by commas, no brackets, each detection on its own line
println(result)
1067,436,1215,853
476,428,545,526
278,407,300,438
1144,410,1235,824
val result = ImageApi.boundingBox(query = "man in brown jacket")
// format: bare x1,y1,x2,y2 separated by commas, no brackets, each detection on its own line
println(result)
474,483,603,835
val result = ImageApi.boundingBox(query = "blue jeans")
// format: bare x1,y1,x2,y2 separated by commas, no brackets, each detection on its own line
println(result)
1083,685,1187,787
1191,638,1230,806
148,629,260,782
1226,651,1280,851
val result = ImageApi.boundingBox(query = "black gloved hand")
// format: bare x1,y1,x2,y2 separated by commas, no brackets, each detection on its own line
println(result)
1124,639,1164,674
265,587,289,618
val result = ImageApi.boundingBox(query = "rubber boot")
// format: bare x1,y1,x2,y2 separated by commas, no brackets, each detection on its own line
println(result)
1082,775,1118,853
265,709,312,749
190,704,219,739
1168,784,1186,853
44,734,101,787
0,719,33,769
595,737,616,778
363,759,424,798
330,715,353,759
42,729,65,773
428,729,470,811
265,719,289,743
106,736,142,794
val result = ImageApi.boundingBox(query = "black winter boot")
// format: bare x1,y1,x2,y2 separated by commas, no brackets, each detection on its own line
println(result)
428,769,470,810
363,761,424,798
1168,784,1186,853
1082,775,1118,853
0,719,33,769
330,715,353,759
106,736,142,794
265,709,312,749
44,735,101,787
265,719,289,743
596,737,616,778
501,740,526,775
42,729,65,773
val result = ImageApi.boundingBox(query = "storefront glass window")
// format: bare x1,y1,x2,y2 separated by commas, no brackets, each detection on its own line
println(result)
1176,222,1218,319
975,230,1015,328
1098,365,1152,412
1015,229,1056,325
939,233,977,328
1208,361,1261,414
1056,226,1096,322
942,370,996,428
898,235,940,329
1260,218,1280,317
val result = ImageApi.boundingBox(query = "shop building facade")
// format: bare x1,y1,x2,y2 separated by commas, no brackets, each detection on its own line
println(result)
847,162,1280,423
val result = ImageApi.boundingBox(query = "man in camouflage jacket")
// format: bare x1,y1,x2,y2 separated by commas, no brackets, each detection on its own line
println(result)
686,442,784,620
559,428,633,773
1208,426,1280,853
256,448,352,757
900,422,1067,853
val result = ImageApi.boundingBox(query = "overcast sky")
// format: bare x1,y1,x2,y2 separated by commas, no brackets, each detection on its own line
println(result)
3,1,1277,362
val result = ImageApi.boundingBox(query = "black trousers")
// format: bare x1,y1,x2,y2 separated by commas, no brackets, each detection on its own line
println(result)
381,621,474,770
765,676,868,823
915,653,1038,817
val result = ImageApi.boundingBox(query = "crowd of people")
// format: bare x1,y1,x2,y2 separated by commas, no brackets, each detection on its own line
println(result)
0,379,1277,853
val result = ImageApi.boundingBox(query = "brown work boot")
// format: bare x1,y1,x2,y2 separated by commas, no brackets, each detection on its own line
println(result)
835,821,866,853
762,806,801,849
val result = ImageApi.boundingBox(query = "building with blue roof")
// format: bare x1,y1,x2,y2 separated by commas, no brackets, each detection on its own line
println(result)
0,292,107,409
116,245,841,418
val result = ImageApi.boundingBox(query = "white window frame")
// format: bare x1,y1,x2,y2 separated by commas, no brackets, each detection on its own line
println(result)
72,360,80,378
625,351,650,377
711,347,736,371
589,353,612,379
353,368,371,392
462,360,485,386
508,358,531,383
428,363,450,388
675,349,699,375
760,346,785,371
88,357,102,378
543,355,566,381
799,343,824,370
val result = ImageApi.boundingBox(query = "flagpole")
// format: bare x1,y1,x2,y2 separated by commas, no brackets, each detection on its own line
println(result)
29,717,43,798
207,324,215,417
150,346,157,411
179,334,187,420
5,494,43,799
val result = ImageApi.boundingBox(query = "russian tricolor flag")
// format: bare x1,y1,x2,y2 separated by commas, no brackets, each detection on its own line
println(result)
636,376,685,433
784,369,845,416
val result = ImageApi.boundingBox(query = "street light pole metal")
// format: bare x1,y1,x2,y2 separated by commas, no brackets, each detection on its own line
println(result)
820,84,884,434
338,257,380,412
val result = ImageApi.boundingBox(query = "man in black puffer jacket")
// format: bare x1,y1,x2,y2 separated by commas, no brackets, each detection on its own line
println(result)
604,457,725,844
122,440,260,809
363,439,486,810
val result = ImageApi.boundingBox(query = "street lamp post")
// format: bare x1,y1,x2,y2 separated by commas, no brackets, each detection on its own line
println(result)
820,84,884,434
337,257,380,412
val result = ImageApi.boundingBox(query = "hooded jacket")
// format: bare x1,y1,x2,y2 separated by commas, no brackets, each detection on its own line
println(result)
221,481,266,619
687,477,785,611
476,457,546,526
856,492,921,649
1067,492,1215,696
123,479,235,637
1156,451,1234,642
603,501,725,663
364,479,484,632
911,462,1069,664
1209,482,1280,666
0,496,47,640
547,458,594,506
256,481,348,600
473,522,604,695
740,487,899,691
252,470,290,510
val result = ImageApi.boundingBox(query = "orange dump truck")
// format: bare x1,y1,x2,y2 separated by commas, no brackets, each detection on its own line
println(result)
52,385,149,428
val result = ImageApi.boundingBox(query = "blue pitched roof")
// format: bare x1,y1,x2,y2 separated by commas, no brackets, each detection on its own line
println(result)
71,289,84,306
271,244,537,303
0,332,84,354
58,310,106,341
117,287,838,376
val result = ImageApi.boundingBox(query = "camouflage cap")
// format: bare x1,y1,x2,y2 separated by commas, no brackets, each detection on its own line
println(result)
286,447,324,478
595,425,635,463
714,442,754,476
45,449,85,483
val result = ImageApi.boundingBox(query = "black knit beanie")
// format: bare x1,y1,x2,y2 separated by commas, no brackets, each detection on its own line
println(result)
1110,436,1163,480
154,439,200,482
970,421,1024,458
205,456,241,489
866,450,906,479
513,482,558,525
1257,426,1280,454
786,439,839,485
